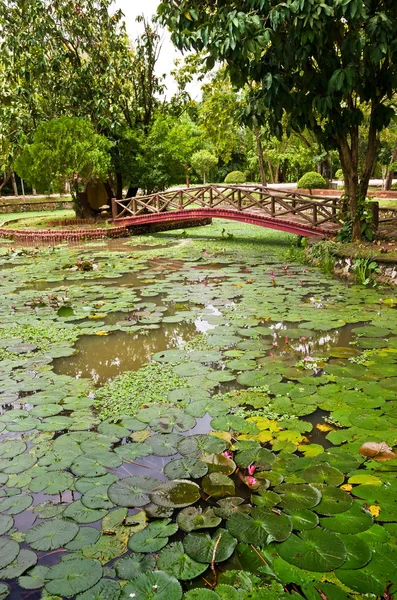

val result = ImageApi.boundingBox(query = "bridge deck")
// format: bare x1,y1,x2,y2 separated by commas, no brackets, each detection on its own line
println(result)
112,185,342,238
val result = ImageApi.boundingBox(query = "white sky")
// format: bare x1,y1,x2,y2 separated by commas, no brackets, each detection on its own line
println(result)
114,0,202,100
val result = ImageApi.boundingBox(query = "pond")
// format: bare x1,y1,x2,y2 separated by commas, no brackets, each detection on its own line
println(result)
0,221,397,599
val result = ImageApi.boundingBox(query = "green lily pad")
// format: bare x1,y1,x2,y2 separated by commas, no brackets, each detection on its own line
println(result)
157,541,208,579
149,480,201,508
202,473,235,499
64,526,101,551
178,435,226,459
0,494,33,515
128,519,178,553
25,519,79,550
320,504,373,534
163,458,208,480
19,565,50,590
278,529,347,571
120,571,182,600
302,464,345,487
286,509,319,531
235,446,276,469
0,516,13,536
45,556,103,598
201,453,236,475
214,497,251,519
184,529,237,564
0,440,26,459
273,484,322,511
0,549,37,580
0,538,20,569
146,434,183,457
108,476,159,508
0,583,9,600
336,534,371,569
116,553,156,580
62,500,108,524
71,452,122,477
177,507,222,532
76,579,120,600
81,485,115,510
29,471,74,495
314,486,353,515
227,507,292,544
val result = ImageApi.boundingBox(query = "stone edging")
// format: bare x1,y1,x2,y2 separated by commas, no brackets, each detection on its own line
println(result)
0,225,128,242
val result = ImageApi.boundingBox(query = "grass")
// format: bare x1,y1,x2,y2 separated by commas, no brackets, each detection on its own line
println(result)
0,209,74,226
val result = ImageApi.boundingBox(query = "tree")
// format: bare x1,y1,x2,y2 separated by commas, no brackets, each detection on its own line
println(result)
191,150,218,184
15,117,112,217
159,1,397,239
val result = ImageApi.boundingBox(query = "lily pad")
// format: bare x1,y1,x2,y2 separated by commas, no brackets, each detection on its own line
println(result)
301,464,345,487
62,500,108,524
278,529,347,571
163,458,208,480
128,519,178,553
177,507,222,532
0,538,20,570
184,529,237,564
320,504,373,534
0,494,33,515
178,435,226,459
0,549,37,580
227,507,292,545
149,480,201,508
116,553,156,580
45,556,103,598
25,519,79,550
157,541,208,579
146,434,183,457
120,571,182,600
108,476,159,508
76,579,121,600
274,484,322,511
202,473,235,499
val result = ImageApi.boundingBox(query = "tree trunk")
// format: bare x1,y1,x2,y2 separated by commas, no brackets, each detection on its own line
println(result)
203,172,206,184
104,179,115,202
338,134,361,240
385,139,397,190
275,163,280,184
116,172,123,200
126,186,138,199
11,172,18,196
0,172,11,193
255,126,267,186
268,161,275,184
75,191,95,218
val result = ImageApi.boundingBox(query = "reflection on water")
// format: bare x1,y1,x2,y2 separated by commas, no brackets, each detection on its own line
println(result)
53,322,197,384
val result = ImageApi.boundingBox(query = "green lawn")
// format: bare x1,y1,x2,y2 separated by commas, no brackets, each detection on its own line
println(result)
0,209,75,227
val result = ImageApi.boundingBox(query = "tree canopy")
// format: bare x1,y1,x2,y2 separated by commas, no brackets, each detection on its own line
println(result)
158,0,397,238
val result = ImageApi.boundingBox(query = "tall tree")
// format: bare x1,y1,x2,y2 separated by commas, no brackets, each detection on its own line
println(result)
159,0,397,239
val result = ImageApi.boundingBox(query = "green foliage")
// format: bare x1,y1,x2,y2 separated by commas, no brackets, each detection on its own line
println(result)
305,241,336,274
297,172,327,191
15,117,111,197
158,0,397,237
353,258,380,286
94,362,187,419
224,171,246,184
335,169,344,180
191,150,218,183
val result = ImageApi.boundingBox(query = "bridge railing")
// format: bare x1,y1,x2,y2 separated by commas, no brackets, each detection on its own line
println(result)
112,185,343,228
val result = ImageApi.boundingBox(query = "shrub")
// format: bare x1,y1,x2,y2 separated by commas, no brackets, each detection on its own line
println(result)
224,170,246,184
335,169,344,180
297,171,327,191
391,183,397,190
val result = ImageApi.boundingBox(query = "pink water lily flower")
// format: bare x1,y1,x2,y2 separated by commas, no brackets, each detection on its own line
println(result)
223,451,233,460
247,465,257,476
247,476,257,487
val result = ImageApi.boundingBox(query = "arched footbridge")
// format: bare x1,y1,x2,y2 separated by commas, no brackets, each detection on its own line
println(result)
112,185,343,238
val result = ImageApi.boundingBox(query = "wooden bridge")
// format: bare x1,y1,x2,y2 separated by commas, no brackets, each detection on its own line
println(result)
112,184,344,238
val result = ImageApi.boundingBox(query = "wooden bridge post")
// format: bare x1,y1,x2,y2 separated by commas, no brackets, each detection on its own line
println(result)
237,189,242,211
132,198,137,214
271,196,276,217
179,189,183,210
291,197,296,214
111,198,118,220
313,203,318,226
209,186,213,208
156,194,160,212
332,199,337,218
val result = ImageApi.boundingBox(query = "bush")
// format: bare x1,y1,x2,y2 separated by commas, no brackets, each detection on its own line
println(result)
335,169,344,180
297,171,327,191
224,170,246,184
391,183,397,190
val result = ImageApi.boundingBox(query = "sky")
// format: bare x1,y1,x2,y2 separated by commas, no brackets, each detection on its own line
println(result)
114,0,202,100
